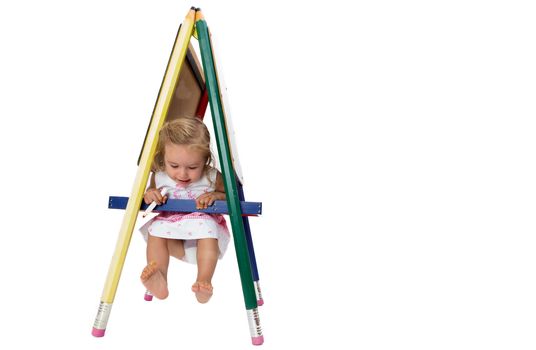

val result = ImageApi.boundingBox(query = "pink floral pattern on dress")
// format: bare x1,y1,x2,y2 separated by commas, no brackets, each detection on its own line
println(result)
154,212,229,234
186,189,195,200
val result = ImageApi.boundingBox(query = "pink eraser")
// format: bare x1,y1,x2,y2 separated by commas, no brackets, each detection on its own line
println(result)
92,327,105,337
257,298,264,306
144,293,153,301
252,335,264,345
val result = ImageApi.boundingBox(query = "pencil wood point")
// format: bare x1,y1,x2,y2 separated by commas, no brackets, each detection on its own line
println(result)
195,9,204,21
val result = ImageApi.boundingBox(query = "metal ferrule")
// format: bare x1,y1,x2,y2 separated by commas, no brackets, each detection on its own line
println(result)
254,281,263,302
247,308,263,338
93,302,113,330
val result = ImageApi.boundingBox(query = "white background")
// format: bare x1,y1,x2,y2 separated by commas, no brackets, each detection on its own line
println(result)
1,1,535,349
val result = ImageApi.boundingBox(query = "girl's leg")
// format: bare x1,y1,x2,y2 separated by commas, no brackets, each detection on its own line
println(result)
141,235,170,299
167,239,185,260
192,238,219,303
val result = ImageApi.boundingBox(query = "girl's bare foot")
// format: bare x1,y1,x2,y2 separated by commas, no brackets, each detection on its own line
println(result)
191,281,213,303
140,261,169,300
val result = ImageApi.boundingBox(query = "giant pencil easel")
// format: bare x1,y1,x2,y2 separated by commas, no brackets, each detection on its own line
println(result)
91,7,264,345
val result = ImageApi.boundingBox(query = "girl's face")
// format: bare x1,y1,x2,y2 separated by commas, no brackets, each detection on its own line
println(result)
164,143,206,187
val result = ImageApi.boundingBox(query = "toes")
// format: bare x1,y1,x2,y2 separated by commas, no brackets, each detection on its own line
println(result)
140,261,157,281
140,269,150,281
192,281,212,292
192,282,213,303
200,283,213,292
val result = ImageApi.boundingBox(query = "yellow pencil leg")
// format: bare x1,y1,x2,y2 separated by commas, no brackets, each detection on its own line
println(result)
92,8,196,337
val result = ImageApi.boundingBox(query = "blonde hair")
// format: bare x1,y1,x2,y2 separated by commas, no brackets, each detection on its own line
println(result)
152,117,214,174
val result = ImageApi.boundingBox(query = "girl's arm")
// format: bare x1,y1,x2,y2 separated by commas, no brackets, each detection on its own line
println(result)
195,171,226,209
144,172,167,204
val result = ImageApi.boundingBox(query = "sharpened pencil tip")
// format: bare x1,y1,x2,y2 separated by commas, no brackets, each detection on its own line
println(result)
195,9,204,21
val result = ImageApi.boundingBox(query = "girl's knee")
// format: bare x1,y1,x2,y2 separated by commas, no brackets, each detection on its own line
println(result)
147,236,170,253
198,238,218,246
148,235,167,244
197,238,219,256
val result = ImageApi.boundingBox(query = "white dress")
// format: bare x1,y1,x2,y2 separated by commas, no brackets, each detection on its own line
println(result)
140,168,230,264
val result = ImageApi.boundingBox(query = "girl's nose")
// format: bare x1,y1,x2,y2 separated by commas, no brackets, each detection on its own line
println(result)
178,167,187,178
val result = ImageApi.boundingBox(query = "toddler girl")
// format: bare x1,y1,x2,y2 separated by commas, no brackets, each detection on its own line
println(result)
139,117,230,303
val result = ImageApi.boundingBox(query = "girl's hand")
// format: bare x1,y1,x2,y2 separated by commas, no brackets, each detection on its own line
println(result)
144,187,167,205
196,191,225,209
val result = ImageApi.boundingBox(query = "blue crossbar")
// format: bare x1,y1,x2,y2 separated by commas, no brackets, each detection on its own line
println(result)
108,196,262,215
